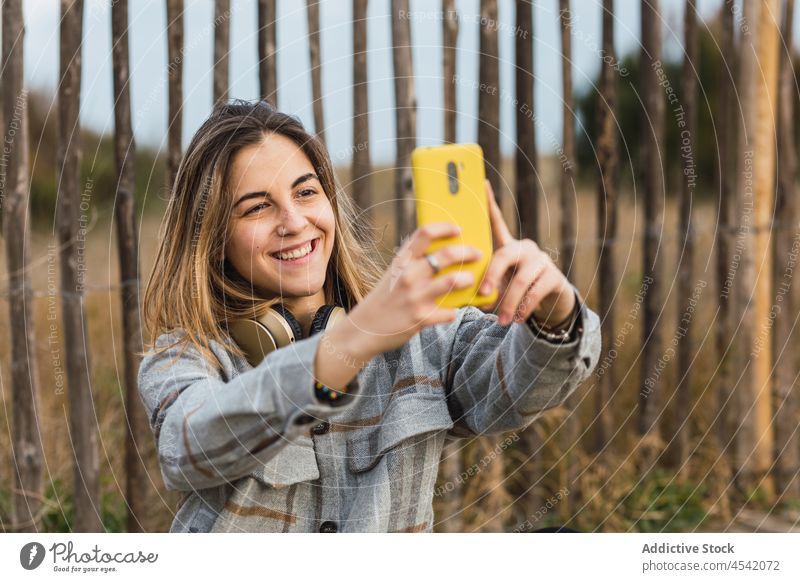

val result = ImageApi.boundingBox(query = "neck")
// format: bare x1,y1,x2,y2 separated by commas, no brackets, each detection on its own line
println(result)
280,288,327,338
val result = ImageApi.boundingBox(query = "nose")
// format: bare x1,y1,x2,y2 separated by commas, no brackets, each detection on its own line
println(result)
276,205,308,236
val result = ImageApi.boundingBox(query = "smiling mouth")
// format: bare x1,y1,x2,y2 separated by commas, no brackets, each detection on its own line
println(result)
270,238,319,262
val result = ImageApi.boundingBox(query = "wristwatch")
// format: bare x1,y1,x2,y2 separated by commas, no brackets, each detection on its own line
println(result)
525,288,583,344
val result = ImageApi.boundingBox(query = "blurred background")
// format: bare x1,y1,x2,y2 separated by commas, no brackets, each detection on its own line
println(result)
1,0,799,532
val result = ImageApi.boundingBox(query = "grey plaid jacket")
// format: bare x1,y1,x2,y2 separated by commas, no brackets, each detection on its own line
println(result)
137,284,601,533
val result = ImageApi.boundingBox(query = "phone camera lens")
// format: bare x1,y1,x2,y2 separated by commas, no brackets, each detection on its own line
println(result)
447,161,458,194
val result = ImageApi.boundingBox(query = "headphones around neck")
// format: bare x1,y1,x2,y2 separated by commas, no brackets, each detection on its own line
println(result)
227,276,352,367
228,303,347,367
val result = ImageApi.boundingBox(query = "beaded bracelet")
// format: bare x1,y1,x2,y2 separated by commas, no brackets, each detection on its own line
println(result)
314,379,348,402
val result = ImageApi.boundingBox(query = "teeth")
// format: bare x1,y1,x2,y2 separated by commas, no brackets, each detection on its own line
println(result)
274,241,313,260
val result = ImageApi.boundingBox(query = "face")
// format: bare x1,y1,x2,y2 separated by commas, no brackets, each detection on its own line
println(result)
225,132,335,304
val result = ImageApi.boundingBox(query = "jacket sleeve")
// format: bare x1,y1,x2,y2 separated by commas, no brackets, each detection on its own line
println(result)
431,283,601,437
137,330,361,491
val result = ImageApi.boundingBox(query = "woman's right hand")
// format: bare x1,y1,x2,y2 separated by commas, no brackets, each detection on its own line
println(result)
346,222,483,359
314,222,482,390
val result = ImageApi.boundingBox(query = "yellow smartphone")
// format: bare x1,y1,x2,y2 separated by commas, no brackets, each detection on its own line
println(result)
411,143,498,309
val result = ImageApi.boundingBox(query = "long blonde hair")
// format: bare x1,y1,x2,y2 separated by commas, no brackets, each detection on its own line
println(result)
142,99,385,366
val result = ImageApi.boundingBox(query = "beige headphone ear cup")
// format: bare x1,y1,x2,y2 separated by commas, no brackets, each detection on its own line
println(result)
309,305,347,336
228,307,296,367
327,306,347,329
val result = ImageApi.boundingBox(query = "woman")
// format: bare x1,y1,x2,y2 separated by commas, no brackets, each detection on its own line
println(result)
139,99,601,533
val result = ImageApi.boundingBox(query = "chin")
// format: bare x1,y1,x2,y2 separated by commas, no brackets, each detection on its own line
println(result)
265,281,325,299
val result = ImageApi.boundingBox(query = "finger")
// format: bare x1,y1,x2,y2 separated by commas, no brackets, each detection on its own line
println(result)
478,245,519,297
390,244,479,296
403,222,461,259
479,270,511,313
424,269,475,300
511,268,562,324
398,244,482,291
496,258,549,325
486,179,513,249
416,244,483,279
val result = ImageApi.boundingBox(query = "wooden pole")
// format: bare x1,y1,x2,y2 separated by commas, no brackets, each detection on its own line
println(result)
213,0,230,106
515,0,538,241
669,0,698,473
773,0,799,500
443,0,458,145
307,0,326,144
733,0,759,497
258,0,278,102
111,0,148,533
351,0,371,219
558,0,576,277
714,0,737,505
392,0,417,246
637,0,666,473
58,0,102,532
594,0,617,455
514,0,545,521
166,0,184,192
2,0,45,533
477,0,500,199
557,0,581,517
735,0,778,500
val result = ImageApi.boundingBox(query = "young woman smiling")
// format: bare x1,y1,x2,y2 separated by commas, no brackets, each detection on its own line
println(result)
139,100,601,533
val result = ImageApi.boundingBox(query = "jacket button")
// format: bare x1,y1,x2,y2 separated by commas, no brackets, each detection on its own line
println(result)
312,421,330,436
319,520,338,533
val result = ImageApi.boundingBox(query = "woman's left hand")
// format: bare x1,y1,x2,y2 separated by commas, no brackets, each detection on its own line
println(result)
478,180,576,327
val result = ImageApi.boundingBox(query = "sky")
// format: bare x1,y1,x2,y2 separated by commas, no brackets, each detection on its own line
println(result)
18,0,800,164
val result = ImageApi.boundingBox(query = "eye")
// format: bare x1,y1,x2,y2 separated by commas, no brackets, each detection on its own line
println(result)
244,201,269,216
297,188,317,198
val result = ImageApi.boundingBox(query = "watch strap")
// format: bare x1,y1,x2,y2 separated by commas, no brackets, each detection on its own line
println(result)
526,287,583,344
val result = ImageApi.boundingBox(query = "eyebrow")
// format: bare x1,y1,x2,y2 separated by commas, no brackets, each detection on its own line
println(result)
234,172,319,208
